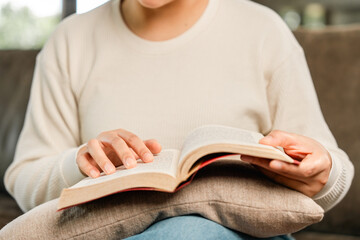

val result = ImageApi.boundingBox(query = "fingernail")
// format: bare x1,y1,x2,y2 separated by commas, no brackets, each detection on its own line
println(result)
143,153,153,162
104,163,115,174
272,162,282,169
241,156,251,163
262,135,272,142
90,170,98,178
125,158,136,168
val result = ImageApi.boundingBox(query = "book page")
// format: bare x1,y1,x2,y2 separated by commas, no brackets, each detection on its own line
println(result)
179,125,266,166
69,149,180,189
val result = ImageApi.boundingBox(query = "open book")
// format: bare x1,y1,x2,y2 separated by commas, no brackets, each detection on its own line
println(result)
58,125,298,210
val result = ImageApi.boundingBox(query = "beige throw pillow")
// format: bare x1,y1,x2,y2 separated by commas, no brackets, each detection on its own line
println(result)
0,162,323,239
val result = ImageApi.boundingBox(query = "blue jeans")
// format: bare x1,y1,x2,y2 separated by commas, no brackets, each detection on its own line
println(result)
124,215,295,240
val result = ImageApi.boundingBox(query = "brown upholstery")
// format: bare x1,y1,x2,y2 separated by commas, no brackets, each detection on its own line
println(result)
0,50,38,191
0,50,37,228
0,25,359,237
294,25,360,236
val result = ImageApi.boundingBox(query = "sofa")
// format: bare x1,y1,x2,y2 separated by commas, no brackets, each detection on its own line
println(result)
0,25,359,239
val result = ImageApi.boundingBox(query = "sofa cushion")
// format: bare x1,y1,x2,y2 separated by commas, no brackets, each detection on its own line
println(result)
0,162,324,239
0,192,22,229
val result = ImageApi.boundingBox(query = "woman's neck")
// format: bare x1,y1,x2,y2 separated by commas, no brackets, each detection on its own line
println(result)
121,0,209,41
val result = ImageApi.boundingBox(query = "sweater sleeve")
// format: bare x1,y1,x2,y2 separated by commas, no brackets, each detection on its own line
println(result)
266,47,354,212
4,25,85,212
256,9,354,212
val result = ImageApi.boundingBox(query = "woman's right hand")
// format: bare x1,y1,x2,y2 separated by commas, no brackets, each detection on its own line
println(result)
76,129,162,178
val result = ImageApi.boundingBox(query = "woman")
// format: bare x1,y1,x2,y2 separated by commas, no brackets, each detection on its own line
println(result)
5,0,353,239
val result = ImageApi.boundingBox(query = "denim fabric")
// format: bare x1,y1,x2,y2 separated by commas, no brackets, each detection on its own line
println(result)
124,215,295,240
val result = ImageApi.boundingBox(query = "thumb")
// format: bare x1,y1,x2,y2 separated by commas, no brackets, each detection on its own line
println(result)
259,130,297,148
260,130,314,159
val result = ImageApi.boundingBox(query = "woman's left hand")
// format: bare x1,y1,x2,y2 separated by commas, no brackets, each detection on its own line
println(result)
241,130,332,197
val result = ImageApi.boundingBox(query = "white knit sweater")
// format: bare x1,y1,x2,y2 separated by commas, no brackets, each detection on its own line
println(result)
5,0,354,212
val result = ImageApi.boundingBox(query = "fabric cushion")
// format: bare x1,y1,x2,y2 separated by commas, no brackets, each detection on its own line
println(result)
0,162,324,239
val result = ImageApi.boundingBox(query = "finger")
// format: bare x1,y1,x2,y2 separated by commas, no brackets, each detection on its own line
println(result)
271,150,331,180
256,167,314,196
107,136,137,169
242,152,329,187
260,130,297,147
98,134,137,168
130,139,162,160
118,130,154,163
269,159,309,178
296,152,330,178
259,131,331,178
87,139,116,174
259,130,314,154
144,139,162,154
130,148,140,160
76,152,100,178
241,155,306,182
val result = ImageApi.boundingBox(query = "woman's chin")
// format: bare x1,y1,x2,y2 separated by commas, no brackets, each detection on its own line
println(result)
137,0,174,9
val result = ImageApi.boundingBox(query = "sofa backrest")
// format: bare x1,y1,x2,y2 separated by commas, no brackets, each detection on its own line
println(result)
0,50,39,191
294,25,360,235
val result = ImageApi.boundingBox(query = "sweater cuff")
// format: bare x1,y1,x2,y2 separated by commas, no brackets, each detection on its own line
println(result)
312,152,349,212
312,151,339,200
60,145,87,187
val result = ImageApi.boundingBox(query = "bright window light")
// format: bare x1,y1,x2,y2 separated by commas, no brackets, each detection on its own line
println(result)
0,0,61,17
77,0,109,14
0,0,61,49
